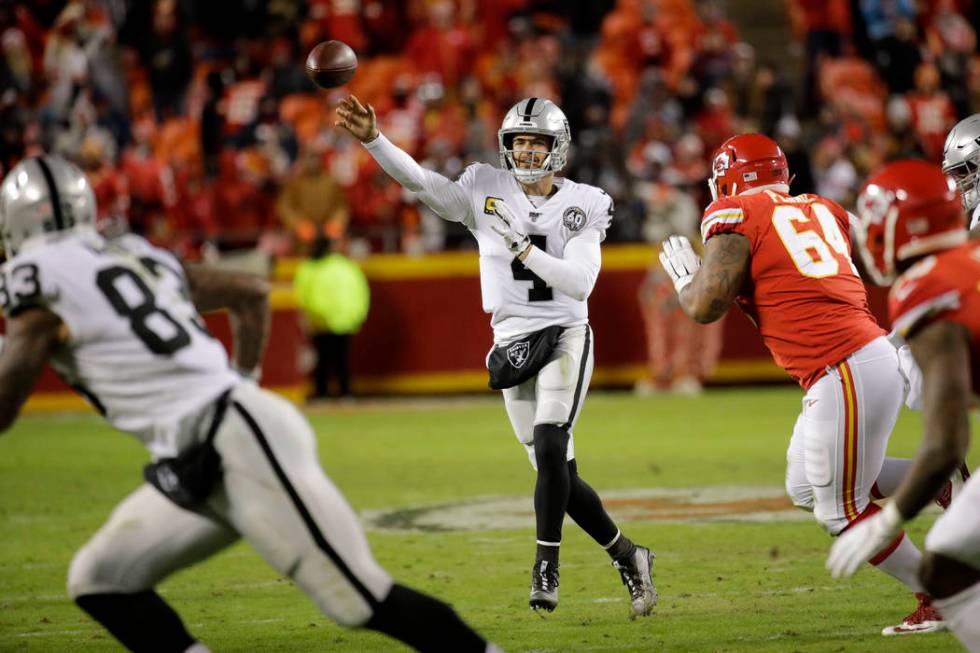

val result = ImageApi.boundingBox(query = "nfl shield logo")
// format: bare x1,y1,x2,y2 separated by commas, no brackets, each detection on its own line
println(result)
507,341,530,368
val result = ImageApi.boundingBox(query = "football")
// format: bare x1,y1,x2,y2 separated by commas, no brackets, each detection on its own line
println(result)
305,40,357,89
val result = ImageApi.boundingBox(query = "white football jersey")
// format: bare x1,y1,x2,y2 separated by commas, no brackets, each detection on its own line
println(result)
455,163,613,342
1,228,238,458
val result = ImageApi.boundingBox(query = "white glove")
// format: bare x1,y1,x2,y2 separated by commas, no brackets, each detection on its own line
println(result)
825,502,904,579
659,235,701,293
491,200,531,255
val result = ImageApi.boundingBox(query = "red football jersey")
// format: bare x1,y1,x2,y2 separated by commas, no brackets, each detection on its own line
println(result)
890,243,980,395
702,189,884,388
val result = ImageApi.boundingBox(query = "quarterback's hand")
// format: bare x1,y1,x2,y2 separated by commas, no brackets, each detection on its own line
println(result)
826,503,904,579
335,95,379,143
659,235,701,293
491,200,531,255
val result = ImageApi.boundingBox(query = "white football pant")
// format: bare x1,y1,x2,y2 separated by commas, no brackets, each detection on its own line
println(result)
502,324,593,470
784,336,905,535
67,381,393,627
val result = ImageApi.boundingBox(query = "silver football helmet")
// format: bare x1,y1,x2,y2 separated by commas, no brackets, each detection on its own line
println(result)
498,97,570,184
0,156,96,256
942,114,980,213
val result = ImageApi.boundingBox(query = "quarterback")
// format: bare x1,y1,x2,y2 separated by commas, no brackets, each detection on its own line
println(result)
828,160,980,651
660,134,947,635
0,156,499,653
336,95,656,616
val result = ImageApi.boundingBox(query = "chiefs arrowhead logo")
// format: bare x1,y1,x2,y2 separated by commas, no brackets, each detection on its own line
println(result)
713,151,731,175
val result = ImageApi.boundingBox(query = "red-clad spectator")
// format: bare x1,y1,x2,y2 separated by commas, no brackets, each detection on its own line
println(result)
473,0,528,50
403,0,476,87
223,76,266,134
121,118,177,240
906,62,957,163
346,161,405,252
211,151,274,250
78,133,129,227
694,87,735,153
361,0,411,54
308,0,367,53
170,161,218,257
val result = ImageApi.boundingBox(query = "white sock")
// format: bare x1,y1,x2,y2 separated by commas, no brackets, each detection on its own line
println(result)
872,457,913,497
183,644,212,653
934,581,980,652
872,533,925,593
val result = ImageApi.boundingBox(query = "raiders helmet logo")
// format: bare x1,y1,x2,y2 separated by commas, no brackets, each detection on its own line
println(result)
563,206,586,231
506,340,529,368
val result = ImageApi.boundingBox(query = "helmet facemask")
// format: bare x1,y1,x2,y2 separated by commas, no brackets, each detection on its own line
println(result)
944,154,980,213
499,132,561,184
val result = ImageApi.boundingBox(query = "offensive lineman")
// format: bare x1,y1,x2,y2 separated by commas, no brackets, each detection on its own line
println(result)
0,156,500,653
335,95,657,617
827,160,980,651
659,134,945,635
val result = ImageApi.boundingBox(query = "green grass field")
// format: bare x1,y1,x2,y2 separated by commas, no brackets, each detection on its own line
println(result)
0,387,974,652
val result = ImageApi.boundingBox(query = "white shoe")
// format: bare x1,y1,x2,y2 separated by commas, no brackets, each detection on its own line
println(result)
671,376,703,397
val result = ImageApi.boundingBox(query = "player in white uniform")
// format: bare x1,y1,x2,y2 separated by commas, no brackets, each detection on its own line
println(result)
942,114,980,234
336,95,657,617
0,156,499,653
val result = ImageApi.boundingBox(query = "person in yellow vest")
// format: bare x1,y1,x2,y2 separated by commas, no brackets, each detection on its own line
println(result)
294,237,370,399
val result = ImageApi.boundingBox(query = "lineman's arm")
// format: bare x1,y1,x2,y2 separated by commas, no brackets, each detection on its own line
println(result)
184,264,270,377
336,95,471,223
674,233,750,323
0,308,66,432
520,230,601,301
892,319,973,519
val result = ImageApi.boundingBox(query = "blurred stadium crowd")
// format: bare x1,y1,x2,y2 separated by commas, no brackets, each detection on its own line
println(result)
1,0,978,260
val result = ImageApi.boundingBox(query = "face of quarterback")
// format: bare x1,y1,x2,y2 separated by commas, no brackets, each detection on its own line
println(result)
511,134,552,170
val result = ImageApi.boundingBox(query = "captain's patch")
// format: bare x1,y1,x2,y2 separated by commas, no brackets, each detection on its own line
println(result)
484,196,503,215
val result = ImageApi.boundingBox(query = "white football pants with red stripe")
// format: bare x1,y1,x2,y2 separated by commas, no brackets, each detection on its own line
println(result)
785,336,905,535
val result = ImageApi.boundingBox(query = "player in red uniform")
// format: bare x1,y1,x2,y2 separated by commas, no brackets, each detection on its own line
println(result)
827,160,980,650
659,134,945,635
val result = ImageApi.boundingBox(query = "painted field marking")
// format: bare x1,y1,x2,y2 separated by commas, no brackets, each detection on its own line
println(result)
361,486,815,533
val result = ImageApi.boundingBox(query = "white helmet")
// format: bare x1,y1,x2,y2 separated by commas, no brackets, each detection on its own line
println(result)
942,113,980,213
0,156,96,256
498,97,570,184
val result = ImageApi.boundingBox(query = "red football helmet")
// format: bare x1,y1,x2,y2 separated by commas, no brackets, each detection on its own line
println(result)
708,133,790,200
855,160,967,284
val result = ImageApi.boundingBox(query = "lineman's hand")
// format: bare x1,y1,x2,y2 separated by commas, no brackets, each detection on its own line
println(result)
826,503,904,578
335,95,379,143
491,200,531,256
659,235,701,293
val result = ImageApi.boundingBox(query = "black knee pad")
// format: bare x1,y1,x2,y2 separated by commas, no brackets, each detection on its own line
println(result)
533,424,569,470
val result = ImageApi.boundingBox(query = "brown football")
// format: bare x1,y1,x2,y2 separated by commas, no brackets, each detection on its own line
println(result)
305,40,357,89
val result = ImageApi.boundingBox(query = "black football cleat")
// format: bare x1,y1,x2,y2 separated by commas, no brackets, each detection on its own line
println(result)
529,560,559,612
613,545,658,618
